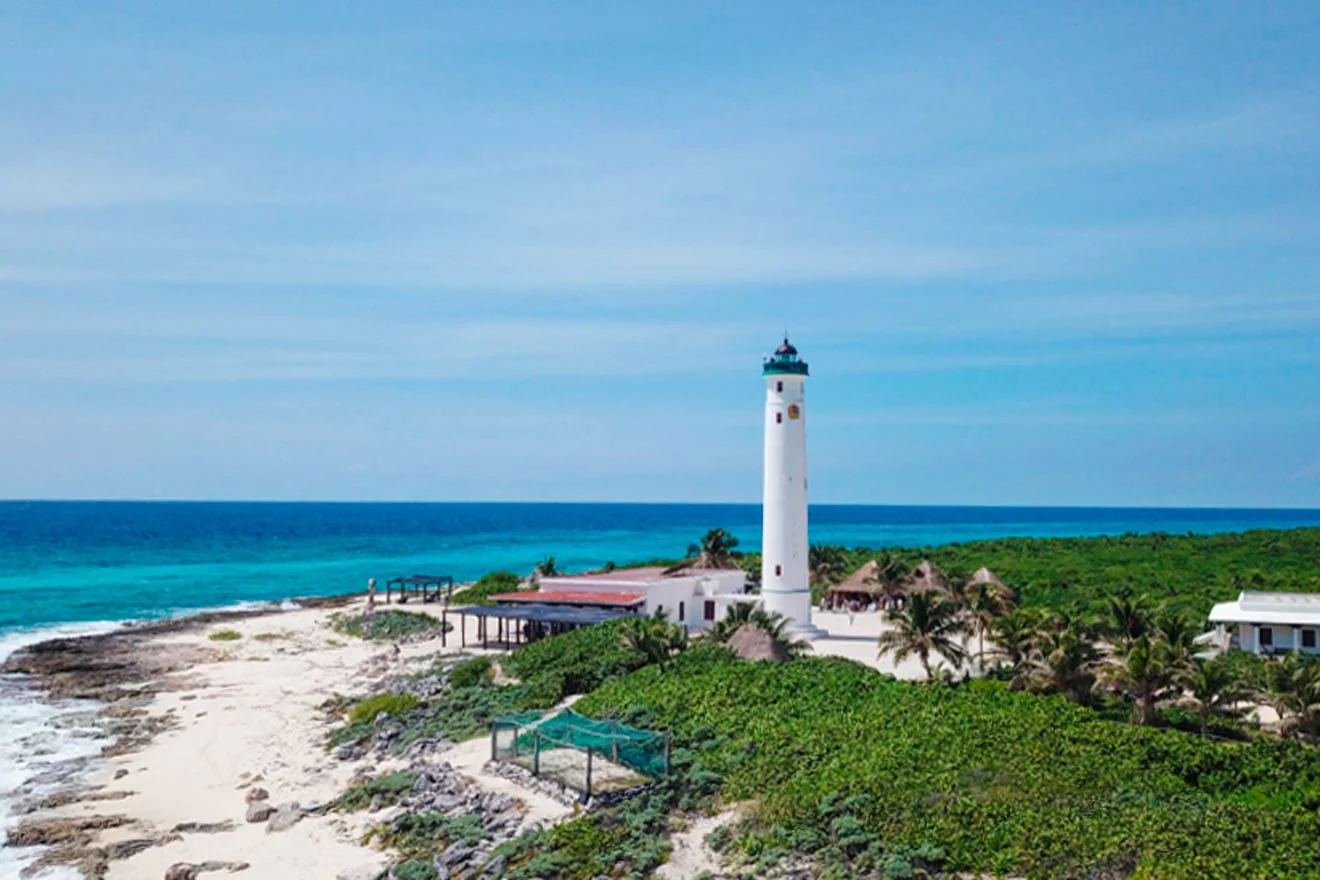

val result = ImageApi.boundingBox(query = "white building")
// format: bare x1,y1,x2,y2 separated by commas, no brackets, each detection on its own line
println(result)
760,338,827,637
1208,591,1320,654
494,566,751,633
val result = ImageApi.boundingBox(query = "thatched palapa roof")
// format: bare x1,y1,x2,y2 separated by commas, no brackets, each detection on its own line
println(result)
727,624,791,662
829,559,883,596
968,566,1019,604
905,559,951,595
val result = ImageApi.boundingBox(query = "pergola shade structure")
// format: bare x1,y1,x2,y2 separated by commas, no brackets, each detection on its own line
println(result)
442,602,639,650
385,574,455,605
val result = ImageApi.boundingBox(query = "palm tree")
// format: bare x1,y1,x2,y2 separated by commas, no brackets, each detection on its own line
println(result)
707,601,758,642
1100,635,1176,726
1154,611,1200,675
536,556,559,577
965,579,1013,673
1029,623,1100,704
619,610,687,667
989,608,1049,688
1103,594,1152,648
685,529,741,569
877,590,968,681
1178,656,1247,737
1257,654,1320,740
809,544,848,588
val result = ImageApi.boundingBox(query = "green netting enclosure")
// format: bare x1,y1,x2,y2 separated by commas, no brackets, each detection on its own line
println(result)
491,710,670,802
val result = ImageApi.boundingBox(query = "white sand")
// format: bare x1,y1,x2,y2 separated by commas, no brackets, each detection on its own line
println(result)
808,609,970,679
34,600,525,880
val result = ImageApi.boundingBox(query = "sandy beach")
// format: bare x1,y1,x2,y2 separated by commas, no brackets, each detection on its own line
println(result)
2,599,576,880
2,594,951,880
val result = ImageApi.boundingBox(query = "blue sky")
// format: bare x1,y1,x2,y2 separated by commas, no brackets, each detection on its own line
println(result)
2,2,1318,506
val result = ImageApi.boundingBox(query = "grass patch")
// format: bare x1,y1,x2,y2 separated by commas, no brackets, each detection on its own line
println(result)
253,631,289,642
449,655,495,689
207,630,242,642
332,609,447,641
576,650,1320,880
348,693,419,726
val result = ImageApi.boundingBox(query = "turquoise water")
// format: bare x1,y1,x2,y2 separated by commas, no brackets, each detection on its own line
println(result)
4,501,1320,635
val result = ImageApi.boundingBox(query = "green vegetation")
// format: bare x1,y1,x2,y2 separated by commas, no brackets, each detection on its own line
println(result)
366,812,489,871
332,609,447,641
348,693,419,726
448,654,495,689
328,771,416,812
505,617,652,707
451,570,530,605
577,650,1320,880
207,629,242,641
807,527,1320,617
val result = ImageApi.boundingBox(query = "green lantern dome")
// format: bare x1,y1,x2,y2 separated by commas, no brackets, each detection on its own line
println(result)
763,337,809,376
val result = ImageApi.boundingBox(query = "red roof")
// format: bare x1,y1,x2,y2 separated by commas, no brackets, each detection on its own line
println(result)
490,590,645,607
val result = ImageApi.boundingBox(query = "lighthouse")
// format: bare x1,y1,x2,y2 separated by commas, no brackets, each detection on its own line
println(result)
760,338,826,637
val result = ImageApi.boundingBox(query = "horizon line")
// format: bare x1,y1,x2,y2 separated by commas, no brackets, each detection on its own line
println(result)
3,498,1320,513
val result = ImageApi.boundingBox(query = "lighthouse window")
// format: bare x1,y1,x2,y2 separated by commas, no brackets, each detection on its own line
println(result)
704,600,716,621
776,412,783,424
777,381,784,392
775,564,782,576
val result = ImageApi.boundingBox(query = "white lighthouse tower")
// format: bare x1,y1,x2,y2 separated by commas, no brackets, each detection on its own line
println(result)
760,338,826,637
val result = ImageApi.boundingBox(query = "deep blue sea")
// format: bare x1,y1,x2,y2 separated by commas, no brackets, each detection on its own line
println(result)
4,501,1320,636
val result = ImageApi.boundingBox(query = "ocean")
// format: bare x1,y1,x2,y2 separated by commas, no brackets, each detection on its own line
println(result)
3,500,1320,877
5,501,1320,636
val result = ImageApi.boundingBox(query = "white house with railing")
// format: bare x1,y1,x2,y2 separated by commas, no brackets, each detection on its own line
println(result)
1208,591,1320,655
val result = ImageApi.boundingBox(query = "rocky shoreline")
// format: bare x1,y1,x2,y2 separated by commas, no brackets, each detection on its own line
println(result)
1,596,365,879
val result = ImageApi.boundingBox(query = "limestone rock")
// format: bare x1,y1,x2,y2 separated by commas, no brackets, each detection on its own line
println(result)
245,801,275,823
265,802,302,833
165,865,200,880
244,786,270,803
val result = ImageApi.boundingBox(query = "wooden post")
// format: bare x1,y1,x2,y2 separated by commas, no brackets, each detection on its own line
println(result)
490,724,498,763
583,748,593,803
441,608,447,647
532,731,541,776
461,611,466,648
612,740,619,764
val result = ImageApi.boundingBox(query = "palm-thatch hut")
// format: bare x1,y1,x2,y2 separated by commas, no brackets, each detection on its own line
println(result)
727,624,791,662
905,559,952,596
827,560,883,608
967,566,1019,605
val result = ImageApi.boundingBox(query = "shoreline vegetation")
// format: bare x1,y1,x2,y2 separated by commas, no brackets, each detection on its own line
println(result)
4,526,1320,879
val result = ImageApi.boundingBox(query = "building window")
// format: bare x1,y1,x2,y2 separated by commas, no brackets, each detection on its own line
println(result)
704,600,716,621
1260,627,1274,647
774,564,782,576
776,412,783,424
777,381,784,392
678,601,685,622
1305,630,1316,649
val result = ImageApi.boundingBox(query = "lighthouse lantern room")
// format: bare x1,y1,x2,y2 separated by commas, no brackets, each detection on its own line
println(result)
760,338,826,637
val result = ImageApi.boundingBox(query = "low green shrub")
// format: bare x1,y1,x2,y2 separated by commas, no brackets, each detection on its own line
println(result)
328,772,416,812
333,610,446,641
208,629,242,641
348,693,419,726
449,655,495,689
451,570,529,605
575,650,1320,879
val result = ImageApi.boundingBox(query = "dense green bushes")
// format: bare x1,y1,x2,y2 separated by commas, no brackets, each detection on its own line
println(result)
348,693,419,725
862,527,1320,616
505,617,651,707
451,571,530,605
577,651,1320,879
333,609,447,641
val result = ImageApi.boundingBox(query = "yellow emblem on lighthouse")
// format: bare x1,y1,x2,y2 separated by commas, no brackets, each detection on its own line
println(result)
788,404,801,420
